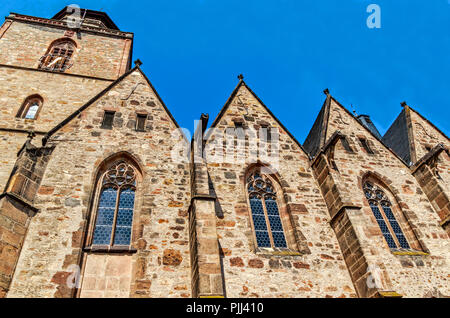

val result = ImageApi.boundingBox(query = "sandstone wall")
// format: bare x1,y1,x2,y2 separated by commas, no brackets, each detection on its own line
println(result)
7,69,192,298
204,84,357,298
0,66,110,192
0,67,111,132
321,98,449,297
408,109,449,163
0,19,132,80
0,131,28,191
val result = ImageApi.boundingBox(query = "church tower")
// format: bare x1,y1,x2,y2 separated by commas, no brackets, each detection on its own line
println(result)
0,7,135,297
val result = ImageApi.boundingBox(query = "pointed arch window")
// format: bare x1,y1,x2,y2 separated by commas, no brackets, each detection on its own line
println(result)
16,95,43,120
363,181,410,250
91,161,137,247
38,38,76,72
247,171,287,249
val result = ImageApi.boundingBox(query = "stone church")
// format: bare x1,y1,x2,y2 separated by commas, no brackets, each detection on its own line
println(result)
0,7,448,298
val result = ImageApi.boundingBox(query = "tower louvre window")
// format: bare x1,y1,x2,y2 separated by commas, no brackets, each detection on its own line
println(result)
38,38,76,72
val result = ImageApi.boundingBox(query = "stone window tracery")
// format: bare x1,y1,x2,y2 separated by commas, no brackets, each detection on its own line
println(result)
91,161,137,247
363,181,410,250
247,171,287,249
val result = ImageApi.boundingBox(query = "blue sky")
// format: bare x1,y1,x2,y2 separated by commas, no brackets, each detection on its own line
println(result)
1,0,449,140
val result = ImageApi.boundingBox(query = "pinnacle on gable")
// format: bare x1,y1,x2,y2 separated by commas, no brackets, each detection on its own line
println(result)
323,88,330,96
134,59,143,67
401,101,408,107
237,74,244,81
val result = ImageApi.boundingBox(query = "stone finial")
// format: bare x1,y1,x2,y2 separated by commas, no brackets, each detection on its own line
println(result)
238,74,244,81
134,59,143,67
401,101,407,107
323,88,330,95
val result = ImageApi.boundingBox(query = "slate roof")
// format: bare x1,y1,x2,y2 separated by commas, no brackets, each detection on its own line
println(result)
382,108,412,164
382,105,449,165
52,7,120,30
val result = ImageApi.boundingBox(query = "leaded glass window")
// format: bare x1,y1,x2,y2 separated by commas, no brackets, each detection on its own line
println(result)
363,181,410,250
17,95,43,120
24,103,39,119
247,171,287,249
92,161,137,247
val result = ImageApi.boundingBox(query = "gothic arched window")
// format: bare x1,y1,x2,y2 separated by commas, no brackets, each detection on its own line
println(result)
363,181,410,250
91,161,137,247
247,171,287,249
38,38,76,72
17,95,43,120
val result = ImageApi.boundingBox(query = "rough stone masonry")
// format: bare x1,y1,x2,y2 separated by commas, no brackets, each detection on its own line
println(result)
0,7,448,298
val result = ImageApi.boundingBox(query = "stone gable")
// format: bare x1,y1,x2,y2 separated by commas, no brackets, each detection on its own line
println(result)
0,7,448,299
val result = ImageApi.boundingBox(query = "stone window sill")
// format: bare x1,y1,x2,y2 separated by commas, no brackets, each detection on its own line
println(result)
391,249,429,256
255,247,302,257
440,215,450,228
84,245,137,254
378,291,403,298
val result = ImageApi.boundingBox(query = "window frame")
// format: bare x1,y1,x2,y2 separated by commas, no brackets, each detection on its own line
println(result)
38,38,77,73
101,111,115,129
85,160,140,252
16,95,43,120
135,113,147,132
259,125,272,143
340,137,353,153
245,168,297,253
359,137,375,154
363,180,416,251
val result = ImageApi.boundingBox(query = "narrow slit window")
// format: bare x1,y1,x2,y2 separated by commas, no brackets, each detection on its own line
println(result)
101,111,115,129
341,137,353,153
359,137,374,154
17,95,43,120
136,114,147,132
260,125,271,143
233,121,245,141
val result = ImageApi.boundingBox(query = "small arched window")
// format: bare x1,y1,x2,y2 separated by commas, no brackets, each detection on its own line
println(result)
247,170,287,249
16,95,43,120
363,181,410,249
38,38,76,72
90,161,138,247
